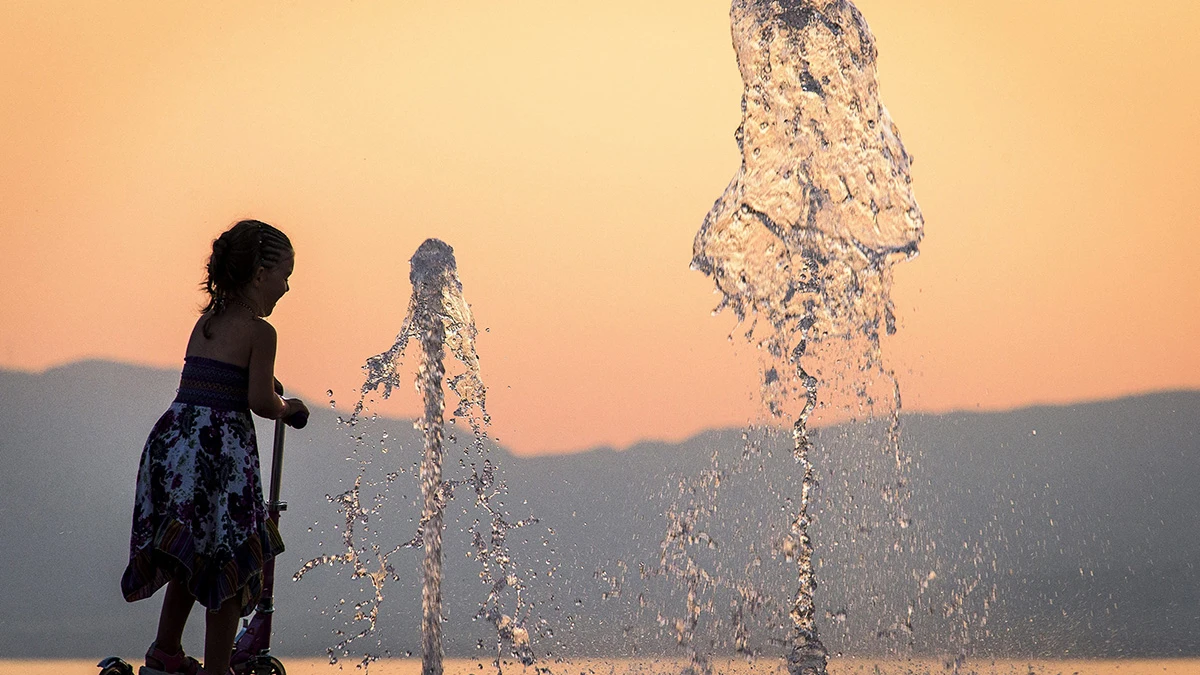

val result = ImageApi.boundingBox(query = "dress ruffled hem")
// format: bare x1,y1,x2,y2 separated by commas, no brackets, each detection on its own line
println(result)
121,517,285,616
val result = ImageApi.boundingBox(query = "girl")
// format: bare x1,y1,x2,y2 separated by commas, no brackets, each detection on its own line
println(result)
121,220,309,675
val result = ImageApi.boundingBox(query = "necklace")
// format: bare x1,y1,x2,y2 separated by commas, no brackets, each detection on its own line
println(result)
227,296,262,317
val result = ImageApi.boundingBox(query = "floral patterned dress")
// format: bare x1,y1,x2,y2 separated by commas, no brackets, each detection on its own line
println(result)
121,356,284,616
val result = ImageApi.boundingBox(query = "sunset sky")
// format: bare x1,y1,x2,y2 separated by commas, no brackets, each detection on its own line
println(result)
2,1,1198,454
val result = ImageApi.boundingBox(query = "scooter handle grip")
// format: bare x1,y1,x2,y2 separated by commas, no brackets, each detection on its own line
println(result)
273,378,306,428
285,410,309,429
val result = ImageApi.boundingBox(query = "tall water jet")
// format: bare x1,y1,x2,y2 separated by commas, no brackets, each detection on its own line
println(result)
693,1,923,673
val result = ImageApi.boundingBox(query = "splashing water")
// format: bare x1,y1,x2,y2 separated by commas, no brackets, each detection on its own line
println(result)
295,239,537,673
690,1,923,673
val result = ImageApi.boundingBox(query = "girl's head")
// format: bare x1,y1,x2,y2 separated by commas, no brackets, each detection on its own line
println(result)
201,220,294,329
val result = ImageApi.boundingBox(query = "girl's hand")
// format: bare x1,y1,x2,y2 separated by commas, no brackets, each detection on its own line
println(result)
283,397,310,429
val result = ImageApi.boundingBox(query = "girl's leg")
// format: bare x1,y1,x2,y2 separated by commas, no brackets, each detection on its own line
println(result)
204,596,241,675
155,579,196,653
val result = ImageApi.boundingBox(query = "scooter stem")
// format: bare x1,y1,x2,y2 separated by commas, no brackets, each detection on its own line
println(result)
269,417,286,509
231,409,288,670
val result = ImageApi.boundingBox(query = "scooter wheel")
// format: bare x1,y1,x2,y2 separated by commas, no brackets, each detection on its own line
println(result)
248,655,286,675
98,662,134,675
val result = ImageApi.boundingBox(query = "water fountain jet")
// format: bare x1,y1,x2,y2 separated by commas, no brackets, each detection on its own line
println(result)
297,238,537,673
692,1,924,672
411,239,456,675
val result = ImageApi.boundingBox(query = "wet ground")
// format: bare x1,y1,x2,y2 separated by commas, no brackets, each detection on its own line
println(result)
32,657,1200,675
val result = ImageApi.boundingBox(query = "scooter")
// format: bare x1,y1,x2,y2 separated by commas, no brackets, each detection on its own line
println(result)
100,385,307,675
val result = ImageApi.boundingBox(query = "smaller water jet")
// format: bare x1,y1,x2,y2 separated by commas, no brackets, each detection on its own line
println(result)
411,239,456,675
296,239,537,674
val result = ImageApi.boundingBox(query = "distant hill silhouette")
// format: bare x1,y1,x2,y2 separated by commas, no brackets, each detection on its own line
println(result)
1,360,1197,660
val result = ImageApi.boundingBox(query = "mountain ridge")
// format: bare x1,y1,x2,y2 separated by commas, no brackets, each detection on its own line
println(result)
1,360,1197,659
11,357,1195,457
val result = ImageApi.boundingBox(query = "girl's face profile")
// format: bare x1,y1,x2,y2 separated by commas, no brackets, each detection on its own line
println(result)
256,252,294,317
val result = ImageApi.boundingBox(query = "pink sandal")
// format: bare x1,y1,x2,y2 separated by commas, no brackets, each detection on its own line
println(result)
140,642,203,675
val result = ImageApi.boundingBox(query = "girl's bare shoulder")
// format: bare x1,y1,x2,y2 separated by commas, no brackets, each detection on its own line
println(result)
185,311,269,366
249,316,278,347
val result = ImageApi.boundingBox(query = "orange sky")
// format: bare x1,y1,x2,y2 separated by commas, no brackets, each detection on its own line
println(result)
2,1,1198,454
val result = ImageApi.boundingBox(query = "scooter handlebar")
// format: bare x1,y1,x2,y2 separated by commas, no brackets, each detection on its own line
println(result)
273,379,308,429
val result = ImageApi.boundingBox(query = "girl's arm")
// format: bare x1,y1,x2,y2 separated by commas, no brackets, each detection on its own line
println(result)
247,320,290,419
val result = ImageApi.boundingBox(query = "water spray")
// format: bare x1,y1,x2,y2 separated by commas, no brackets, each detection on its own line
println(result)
297,239,537,673
410,240,456,675
691,1,923,672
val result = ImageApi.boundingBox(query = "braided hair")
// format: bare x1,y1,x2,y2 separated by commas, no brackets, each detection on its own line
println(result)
200,219,293,338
